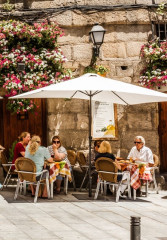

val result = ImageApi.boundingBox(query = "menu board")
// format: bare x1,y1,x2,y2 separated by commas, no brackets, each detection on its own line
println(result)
92,101,117,139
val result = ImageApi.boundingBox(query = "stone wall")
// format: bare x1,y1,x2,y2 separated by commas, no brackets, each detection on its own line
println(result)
0,0,166,9
44,7,158,156
0,2,162,157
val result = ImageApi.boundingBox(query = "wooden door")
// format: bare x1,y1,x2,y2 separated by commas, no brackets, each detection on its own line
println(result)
159,102,167,172
0,98,47,155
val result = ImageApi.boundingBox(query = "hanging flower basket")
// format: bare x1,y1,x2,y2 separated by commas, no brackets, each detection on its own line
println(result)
139,39,167,90
0,20,72,114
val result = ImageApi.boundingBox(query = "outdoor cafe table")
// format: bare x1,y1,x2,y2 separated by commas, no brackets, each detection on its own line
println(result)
119,160,153,200
45,160,71,198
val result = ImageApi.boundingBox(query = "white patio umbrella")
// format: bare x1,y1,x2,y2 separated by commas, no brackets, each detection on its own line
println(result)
10,73,167,196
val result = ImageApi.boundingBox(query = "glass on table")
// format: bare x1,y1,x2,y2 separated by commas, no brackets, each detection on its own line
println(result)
130,157,135,163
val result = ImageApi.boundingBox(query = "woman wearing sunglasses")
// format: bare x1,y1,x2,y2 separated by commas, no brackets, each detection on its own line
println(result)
47,135,70,194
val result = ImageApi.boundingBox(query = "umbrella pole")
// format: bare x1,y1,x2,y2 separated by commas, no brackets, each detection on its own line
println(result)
88,93,92,197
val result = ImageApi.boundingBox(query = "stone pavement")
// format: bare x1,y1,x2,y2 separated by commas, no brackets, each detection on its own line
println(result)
0,188,167,240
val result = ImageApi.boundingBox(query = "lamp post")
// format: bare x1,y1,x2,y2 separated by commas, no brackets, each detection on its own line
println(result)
89,23,106,57
87,24,106,197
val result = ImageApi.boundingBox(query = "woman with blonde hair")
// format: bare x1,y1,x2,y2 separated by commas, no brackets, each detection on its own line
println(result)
25,135,53,198
95,141,128,197
95,141,116,161
12,131,31,170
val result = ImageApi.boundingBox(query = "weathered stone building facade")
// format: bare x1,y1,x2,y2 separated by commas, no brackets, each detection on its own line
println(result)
0,0,166,158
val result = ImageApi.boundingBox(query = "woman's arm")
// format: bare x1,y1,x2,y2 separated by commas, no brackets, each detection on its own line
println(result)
20,151,25,157
114,159,121,170
53,145,65,161
47,157,54,162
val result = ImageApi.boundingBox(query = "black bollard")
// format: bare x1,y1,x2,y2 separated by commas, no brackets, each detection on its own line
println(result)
130,216,141,240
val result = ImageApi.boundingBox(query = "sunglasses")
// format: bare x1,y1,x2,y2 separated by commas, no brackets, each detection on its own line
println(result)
134,141,142,144
53,140,60,144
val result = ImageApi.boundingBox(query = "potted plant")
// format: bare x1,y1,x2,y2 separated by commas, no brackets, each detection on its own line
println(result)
96,65,109,77
84,64,109,77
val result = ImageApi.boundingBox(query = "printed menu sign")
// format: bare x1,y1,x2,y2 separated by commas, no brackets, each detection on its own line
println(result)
92,101,116,139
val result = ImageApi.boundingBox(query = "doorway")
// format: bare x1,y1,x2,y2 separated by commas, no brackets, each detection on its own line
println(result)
159,102,167,172
0,98,47,155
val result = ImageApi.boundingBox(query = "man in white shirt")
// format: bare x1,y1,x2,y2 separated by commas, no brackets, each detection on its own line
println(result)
127,136,154,166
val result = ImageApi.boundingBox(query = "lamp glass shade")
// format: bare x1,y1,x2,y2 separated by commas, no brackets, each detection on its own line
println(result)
89,23,106,46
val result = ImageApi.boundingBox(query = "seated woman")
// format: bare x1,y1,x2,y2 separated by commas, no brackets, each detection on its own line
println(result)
25,135,53,198
12,132,31,170
47,135,70,194
95,141,128,197
95,140,121,171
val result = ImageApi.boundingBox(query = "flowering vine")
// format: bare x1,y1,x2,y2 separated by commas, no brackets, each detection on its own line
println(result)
0,20,72,113
139,39,167,89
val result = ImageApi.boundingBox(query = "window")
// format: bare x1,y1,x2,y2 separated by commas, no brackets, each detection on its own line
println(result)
152,22,167,41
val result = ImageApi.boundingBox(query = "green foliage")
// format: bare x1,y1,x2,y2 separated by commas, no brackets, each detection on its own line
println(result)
0,20,72,113
96,65,109,74
2,0,14,12
84,65,109,74
84,66,97,74
6,99,37,114
139,39,167,89
8,140,17,162
157,3,166,15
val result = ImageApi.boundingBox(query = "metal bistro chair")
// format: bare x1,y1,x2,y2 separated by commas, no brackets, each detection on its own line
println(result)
133,154,160,200
94,157,131,203
144,154,160,197
0,150,17,190
14,157,50,203
67,150,77,191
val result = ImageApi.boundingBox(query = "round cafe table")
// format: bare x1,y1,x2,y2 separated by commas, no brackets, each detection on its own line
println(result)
45,160,71,198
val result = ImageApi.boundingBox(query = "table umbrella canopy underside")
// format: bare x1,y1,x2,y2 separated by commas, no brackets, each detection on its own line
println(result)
10,73,167,105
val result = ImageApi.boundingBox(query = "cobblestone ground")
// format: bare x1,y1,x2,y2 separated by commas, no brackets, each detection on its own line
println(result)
0,188,167,240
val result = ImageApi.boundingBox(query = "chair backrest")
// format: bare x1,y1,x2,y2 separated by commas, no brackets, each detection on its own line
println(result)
153,154,160,167
76,151,87,166
67,150,77,166
15,157,37,182
1,150,9,173
95,157,118,183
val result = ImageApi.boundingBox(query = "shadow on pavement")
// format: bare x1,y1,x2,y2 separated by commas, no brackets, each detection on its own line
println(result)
0,187,151,203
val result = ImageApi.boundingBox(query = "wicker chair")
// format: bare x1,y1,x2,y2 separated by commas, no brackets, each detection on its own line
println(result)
76,151,89,191
0,150,16,190
67,150,76,191
94,157,131,202
14,157,50,203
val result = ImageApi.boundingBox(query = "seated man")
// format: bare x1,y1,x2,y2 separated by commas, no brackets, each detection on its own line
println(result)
127,135,154,167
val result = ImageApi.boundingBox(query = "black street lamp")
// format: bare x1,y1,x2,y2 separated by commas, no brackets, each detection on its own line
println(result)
89,23,106,57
